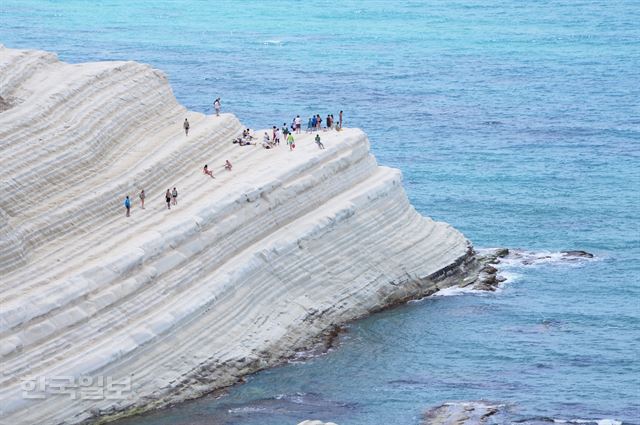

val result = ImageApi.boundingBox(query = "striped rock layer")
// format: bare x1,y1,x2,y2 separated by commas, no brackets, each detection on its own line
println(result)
0,46,475,425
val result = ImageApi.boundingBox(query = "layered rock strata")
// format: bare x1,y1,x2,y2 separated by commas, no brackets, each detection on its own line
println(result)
0,46,476,424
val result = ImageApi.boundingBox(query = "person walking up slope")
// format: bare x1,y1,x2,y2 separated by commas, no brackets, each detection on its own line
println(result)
287,132,295,151
124,196,131,217
183,118,190,136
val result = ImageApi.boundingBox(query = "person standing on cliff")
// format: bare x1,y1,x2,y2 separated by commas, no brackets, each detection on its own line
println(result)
213,98,221,116
339,110,343,130
183,118,190,136
139,189,146,209
165,189,172,209
273,127,280,146
295,115,301,134
171,187,178,206
124,195,131,217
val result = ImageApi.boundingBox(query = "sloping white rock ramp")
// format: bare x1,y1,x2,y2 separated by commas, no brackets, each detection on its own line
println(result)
0,46,475,425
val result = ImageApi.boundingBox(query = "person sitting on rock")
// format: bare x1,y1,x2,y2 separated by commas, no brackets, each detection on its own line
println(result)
203,164,214,178
224,160,232,171
315,134,325,149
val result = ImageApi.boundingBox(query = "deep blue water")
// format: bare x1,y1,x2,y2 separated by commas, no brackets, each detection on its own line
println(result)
2,1,639,423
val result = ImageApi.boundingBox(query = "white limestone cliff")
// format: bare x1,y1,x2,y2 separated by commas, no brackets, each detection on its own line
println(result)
0,46,476,424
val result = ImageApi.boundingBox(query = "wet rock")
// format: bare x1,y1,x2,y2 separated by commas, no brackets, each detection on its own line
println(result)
495,248,509,258
562,250,594,258
481,265,497,274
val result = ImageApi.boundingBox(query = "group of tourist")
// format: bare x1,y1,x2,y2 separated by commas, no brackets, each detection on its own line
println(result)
287,111,343,134
259,126,297,150
124,104,342,216
123,187,179,216
304,111,342,133
232,129,257,146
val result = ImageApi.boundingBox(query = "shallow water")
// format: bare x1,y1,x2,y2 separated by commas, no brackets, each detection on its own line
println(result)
2,1,639,423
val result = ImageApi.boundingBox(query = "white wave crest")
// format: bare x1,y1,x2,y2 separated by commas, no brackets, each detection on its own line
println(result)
552,419,621,425
430,286,490,297
497,249,597,268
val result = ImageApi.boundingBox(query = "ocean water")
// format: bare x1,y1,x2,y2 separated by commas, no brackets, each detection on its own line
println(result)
1,1,639,424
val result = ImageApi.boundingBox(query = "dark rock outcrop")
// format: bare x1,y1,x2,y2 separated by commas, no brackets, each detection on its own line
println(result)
561,250,594,258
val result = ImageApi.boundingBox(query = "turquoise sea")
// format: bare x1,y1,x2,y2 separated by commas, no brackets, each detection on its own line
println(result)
1,1,639,424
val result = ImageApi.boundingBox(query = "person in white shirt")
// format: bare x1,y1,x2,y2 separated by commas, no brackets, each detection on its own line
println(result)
274,127,280,146
294,115,302,134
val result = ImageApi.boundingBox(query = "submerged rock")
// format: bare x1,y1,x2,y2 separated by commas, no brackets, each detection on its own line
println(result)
423,401,501,425
561,250,594,258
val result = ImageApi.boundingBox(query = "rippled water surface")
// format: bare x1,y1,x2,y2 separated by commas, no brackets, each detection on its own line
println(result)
1,1,638,423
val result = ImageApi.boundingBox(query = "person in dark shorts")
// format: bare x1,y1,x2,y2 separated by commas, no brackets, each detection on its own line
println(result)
295,115,302,133
165,189,172,209
183,118,190,136
171,187,178,206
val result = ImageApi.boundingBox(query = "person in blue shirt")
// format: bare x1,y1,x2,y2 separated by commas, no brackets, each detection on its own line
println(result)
124,196,131,217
